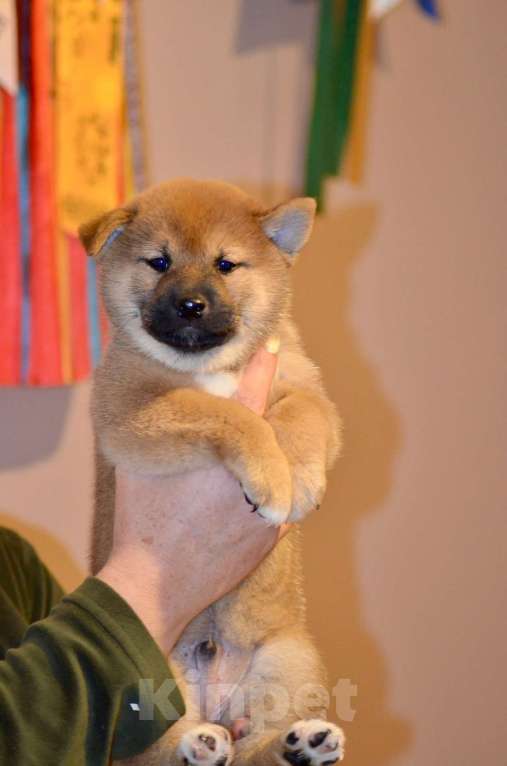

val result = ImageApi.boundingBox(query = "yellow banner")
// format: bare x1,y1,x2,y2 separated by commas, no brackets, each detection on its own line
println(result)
342,10,374,184
55,0,124,233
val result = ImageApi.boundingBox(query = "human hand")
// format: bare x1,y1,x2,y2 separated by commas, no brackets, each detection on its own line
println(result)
97,343,288,653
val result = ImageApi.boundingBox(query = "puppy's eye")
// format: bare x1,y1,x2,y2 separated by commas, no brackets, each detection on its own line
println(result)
216,257,237,274
146,254,170,273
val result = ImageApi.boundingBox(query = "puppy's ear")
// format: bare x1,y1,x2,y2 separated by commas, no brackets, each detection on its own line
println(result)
259,198,316,256
78,206,136,258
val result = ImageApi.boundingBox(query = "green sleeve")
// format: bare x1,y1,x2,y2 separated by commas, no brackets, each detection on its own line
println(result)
0,528,184,764
0,527,65,657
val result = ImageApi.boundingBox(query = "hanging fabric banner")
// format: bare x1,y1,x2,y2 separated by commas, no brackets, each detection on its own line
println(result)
17,0,32,381
54,0,125,382
0,91,22,383
304,0,366,210
304,0,440,210
55,0,124,233
0,0,144,386
341,4,374,183
28,0,62,385
415,0,438,19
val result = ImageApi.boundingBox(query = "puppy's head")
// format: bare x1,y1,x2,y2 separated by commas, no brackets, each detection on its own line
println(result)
79,179,315,373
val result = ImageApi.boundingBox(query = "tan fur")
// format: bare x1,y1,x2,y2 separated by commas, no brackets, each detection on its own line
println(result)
80,179,342,765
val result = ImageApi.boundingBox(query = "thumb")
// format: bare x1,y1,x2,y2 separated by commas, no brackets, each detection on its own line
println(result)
235,340,279,416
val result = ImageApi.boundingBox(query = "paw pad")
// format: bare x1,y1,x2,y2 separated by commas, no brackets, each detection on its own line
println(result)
309,730,330,749
286,731,300,746
282,720,345,765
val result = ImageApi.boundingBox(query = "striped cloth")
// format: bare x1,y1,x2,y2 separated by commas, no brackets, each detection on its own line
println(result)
0,0,142,386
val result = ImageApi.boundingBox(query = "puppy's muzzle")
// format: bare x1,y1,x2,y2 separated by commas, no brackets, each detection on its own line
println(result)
143,291,236,353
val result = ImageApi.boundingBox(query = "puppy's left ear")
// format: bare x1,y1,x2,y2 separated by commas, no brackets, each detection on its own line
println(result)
260,197,316,257
78,205,136,258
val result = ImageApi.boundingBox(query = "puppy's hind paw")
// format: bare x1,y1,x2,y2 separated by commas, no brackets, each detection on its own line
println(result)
178,724,234,765
281,719,345,765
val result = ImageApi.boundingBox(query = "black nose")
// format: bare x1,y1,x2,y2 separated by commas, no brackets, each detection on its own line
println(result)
177,297,206,320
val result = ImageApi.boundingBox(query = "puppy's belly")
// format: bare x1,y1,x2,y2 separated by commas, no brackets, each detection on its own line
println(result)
194,371,240,398
173,637,253,723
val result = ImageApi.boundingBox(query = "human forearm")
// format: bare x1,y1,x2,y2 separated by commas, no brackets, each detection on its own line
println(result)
0,576,182,765
97,465,281,654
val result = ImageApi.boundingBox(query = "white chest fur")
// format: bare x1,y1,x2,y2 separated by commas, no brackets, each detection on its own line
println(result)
194,371,240,398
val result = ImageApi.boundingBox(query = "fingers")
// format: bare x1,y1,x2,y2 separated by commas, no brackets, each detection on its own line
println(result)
235,343,278,415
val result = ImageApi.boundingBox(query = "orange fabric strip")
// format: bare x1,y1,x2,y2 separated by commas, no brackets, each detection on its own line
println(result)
28,0,62,385
342,12,375,183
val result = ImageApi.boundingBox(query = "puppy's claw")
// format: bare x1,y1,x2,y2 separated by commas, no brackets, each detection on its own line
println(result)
243,492,259,513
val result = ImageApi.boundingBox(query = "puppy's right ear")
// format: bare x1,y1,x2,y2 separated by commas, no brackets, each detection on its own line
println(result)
78,206,136,257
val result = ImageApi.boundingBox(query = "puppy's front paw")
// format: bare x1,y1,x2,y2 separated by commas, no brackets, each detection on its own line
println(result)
282,719,345,765
241,455,292,527
178,724,233,765
243,492,291,527
288,466,326,522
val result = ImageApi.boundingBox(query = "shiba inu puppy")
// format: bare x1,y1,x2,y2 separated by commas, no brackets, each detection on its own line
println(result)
79,179,344,765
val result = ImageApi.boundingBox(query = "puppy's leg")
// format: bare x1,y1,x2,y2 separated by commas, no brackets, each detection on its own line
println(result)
266,385,341,521
234,721,345,765
98,388,292,525
233,633,345,764
174,722,233,766
119,660,235,766
120,720,344,766
119,718,234,766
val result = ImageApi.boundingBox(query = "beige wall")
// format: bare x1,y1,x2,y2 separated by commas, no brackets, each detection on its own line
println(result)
1,1,506,764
